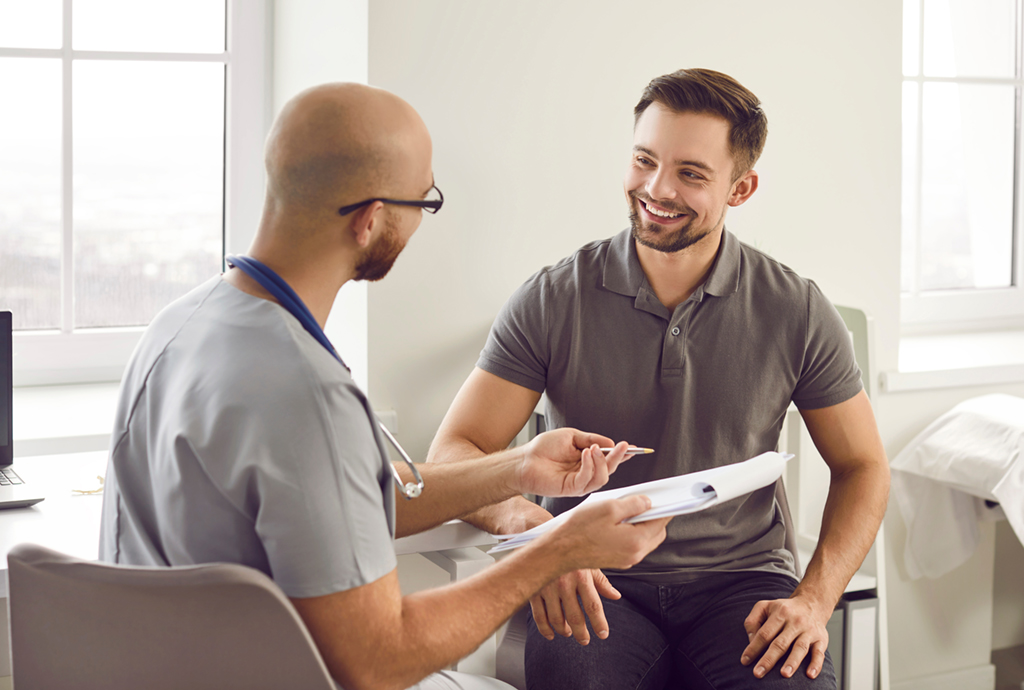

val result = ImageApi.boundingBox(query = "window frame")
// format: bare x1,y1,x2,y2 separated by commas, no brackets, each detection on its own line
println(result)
901,0,1024,333
4,0,270,385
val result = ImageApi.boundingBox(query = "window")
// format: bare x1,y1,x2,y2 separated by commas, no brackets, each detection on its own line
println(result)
901,0,1024,329
0,0,268,384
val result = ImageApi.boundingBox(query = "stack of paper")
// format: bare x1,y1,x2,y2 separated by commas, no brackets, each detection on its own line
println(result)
489,451,792,553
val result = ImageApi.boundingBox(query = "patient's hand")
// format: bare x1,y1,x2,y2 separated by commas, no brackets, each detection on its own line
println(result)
530,568,621,645
740,592,831,680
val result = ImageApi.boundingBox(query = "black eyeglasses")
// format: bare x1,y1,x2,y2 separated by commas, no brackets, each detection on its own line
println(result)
338,184,444,216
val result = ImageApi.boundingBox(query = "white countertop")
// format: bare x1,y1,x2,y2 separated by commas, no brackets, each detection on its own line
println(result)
0,451,108,596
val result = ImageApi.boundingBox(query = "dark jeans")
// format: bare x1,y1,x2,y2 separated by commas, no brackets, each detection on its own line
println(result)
524,571,836,690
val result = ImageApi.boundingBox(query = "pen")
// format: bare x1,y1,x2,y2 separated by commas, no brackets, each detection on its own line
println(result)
599,446,655,455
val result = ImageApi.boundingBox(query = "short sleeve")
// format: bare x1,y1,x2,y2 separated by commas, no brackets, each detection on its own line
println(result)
791,281,864,410
250,356,398,599
477,273,551,392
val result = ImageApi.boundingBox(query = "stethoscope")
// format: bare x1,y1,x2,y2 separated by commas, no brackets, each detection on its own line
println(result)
225,254,424,500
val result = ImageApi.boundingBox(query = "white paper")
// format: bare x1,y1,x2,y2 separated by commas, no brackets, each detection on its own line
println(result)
489,451,791,553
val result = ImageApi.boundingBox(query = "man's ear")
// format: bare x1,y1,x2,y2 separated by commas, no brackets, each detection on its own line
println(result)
349,201,386,249
728,169,759,207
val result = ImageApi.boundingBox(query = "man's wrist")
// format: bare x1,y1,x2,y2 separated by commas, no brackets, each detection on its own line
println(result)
494,444,526,499
791,580,839,616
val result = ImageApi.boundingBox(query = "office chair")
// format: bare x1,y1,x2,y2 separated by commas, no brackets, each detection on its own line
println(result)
6,543,337,690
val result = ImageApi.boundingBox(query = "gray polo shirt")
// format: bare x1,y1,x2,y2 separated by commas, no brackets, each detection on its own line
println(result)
478,228,862,581
100,277,398,598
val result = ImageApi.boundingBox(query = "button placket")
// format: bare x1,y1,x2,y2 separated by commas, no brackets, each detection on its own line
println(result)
661,304,691,375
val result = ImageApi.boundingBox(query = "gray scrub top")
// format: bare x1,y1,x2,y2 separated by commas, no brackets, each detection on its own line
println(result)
99,276,397,598
478,228,862,582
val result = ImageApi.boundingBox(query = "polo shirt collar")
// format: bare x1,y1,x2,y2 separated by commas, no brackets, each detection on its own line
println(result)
602,228,646,297
703,228,741,297
602,227,742,299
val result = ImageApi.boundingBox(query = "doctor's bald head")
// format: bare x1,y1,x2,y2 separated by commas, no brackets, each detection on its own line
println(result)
262,83,432,221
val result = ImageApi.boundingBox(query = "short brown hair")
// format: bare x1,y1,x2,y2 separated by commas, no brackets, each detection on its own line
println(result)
634,68,767,178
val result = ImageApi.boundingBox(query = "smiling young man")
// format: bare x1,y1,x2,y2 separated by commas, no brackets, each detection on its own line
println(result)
428,69,889,689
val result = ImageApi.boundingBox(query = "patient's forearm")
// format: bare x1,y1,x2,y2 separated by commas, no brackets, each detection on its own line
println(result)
796,462,889,609
459,495,551,534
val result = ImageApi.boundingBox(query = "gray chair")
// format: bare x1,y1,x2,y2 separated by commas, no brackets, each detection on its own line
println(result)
6,543,336,690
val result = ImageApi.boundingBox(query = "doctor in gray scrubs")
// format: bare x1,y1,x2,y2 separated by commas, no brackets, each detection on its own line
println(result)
99,82,670,690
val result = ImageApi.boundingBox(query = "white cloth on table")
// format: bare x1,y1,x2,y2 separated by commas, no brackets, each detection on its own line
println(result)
891,393,1024,579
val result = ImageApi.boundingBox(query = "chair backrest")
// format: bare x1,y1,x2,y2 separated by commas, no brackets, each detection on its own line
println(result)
775,478,801,576
7,543,337,690
834,305,874,399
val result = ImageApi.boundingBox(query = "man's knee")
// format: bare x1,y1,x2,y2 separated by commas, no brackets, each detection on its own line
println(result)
524,612,671,690
674,646,837,690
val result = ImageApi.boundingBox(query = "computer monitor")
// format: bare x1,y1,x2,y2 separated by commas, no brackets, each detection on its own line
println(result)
1,311,13,466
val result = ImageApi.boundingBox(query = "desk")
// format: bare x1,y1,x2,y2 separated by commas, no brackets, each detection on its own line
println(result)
0,451,106,681
0,451,108,597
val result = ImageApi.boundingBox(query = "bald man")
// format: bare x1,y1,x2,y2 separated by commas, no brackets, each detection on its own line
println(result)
99,83,670,690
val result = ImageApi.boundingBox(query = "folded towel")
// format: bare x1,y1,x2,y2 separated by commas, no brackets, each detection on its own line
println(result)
891,394,1023,579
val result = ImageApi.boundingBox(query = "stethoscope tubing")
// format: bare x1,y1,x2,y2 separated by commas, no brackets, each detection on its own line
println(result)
225,255,425,499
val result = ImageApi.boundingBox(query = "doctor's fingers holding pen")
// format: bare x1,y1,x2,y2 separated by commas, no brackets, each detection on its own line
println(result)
516,428,642,497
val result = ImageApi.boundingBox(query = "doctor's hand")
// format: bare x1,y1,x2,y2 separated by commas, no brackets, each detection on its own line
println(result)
534,496,670,645
740,592,831,680
517,428,631,498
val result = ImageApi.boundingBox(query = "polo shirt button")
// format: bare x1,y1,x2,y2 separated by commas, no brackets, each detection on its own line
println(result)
670,326,681,336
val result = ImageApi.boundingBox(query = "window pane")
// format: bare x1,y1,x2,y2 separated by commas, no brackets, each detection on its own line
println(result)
0,0,61,49
903,0,921,76
919,83,1014,291
73,0,225,53
74,61,224,328
923,0,1016,78
0,59,62,330
901,82,920,293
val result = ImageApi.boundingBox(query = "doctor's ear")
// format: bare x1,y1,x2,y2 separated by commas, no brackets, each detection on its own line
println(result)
348,201,386,248
728,170,759,207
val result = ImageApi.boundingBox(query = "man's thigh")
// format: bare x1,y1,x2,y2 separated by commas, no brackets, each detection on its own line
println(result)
669,572,836,690
523,583,672,690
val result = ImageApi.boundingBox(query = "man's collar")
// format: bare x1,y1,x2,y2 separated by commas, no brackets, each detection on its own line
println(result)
703,228,741,297
602,227,742,299
601,229,646,297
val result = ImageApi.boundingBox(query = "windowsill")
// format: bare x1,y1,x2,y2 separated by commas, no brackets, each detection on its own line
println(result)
11,383,400,458
12,383,120,458
882,329,1024,392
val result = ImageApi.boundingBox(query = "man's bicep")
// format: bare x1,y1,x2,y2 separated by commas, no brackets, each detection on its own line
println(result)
798,390,887,475
430,367,542,459
290,568,402,690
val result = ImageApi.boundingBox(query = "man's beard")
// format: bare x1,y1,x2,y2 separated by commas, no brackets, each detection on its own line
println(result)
628,192,714,254
354,217,405,282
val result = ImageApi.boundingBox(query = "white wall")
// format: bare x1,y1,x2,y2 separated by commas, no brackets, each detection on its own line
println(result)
273,0,371,391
